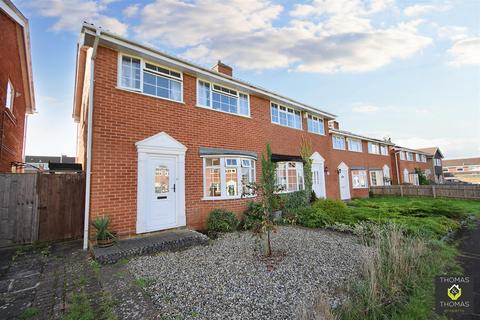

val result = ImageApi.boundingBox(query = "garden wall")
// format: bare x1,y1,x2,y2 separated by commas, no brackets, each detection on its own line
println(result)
370,185,480,200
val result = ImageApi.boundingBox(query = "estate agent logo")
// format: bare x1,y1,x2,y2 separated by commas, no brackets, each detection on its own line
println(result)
436,276,473,315
447,284,462,301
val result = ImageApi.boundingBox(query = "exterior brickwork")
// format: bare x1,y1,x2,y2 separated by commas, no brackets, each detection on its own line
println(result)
0,10,27,172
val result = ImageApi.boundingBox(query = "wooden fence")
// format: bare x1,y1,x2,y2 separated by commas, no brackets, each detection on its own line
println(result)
0,173,85,247
370,184,480,200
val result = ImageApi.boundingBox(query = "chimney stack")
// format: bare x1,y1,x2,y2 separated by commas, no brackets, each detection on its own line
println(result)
212,60,233,77
328,120,339,130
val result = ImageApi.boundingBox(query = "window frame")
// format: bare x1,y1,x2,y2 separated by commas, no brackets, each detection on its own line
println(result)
332,135,346,150
202,156,256,200
380,145,389,156
368,142,380,154
406,152,414,161
369,170,384,187
196,79,250,118
5,79,14,111
117,53,184,103
270,102,303,130
352,170,368,189
347,138,362,152
399,151,406,160
306,114,325,135
275,161,305,193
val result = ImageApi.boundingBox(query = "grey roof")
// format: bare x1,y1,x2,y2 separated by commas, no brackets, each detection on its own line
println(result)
199,147,257,159
329,129,395,145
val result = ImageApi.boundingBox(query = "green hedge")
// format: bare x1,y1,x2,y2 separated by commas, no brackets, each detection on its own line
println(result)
207,209,239,232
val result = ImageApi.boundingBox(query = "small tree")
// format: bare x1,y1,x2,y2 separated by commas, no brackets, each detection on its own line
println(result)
243,144,281,256
415,168,429,185
300,136,313,203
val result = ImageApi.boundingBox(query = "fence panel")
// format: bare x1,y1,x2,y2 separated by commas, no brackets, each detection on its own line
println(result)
370,184,480,200
0,173,85,247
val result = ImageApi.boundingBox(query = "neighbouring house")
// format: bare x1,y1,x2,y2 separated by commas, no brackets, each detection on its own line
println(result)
416,147,445,184
24,155,77,172
328,124,394,199
443,157,480,184
73,23,444,245
0,0,35,172
390,146,431,185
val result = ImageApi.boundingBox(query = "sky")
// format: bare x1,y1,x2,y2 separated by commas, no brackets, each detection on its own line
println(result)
16,0,480,159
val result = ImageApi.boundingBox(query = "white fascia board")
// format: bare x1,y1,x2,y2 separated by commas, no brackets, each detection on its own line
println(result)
329,129,395,146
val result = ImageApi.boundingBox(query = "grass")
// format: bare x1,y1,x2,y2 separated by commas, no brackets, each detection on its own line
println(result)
134,277,153,289
296,196,480,320
20,307,40,320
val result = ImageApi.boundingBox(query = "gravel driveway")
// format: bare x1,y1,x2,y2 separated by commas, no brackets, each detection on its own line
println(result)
128,226,367,320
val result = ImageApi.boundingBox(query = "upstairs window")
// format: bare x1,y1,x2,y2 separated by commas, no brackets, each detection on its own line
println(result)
406,152,414,161
434,158,442,166
276,161,304,192
347,138,362,152
5,79,14,111
380,145,389,156
307,114,325,135
118,54,183,102
271,103,302,129
332,135,346,150
399,151,406,160
368,142,380,154
197,80,249,116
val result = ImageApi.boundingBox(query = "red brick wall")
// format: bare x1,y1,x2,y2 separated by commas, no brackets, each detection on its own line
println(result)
390,151,431,184
0,11,27,172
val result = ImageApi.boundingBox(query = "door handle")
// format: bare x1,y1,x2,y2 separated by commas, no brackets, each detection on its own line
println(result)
173,184,176,192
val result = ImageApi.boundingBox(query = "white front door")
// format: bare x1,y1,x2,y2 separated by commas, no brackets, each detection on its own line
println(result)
312,162,326,198
338,162,351,200
145,156,177,230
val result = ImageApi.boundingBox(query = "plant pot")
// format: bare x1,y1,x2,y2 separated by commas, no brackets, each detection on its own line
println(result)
97,238,114,248
272,210,283,222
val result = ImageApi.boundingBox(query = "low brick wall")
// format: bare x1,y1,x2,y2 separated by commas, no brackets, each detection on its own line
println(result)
370,185,480,200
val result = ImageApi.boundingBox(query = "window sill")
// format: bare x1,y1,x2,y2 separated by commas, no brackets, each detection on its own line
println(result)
353,187,369,189
271,121,303,132
115,86,185,105
307,131,326,136
195,104,251,119
348,149,363,153
333,147,346,151
202,195,256,201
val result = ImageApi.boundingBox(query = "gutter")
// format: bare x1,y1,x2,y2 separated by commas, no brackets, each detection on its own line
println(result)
83,28,101,250
394,151,401,185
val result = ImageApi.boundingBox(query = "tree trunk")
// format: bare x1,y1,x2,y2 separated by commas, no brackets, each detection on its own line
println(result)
261,230,272,256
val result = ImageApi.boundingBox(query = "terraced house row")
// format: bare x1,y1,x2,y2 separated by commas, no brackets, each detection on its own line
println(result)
73,24,443,241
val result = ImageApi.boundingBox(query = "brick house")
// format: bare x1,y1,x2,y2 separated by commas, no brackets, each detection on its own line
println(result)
443,158,480,184
416,147,444,184
73,24,437,245
0,0,35,172
390,146,431,185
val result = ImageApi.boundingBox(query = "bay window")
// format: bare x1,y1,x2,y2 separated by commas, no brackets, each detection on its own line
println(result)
347,138,362,152
369,170,384,187
332,135,346,150
271,103,302,129
203,157,255,199
197,80,249,116
307,114,325,135
352,170,368,189
276,161,304,192
118,54,183,102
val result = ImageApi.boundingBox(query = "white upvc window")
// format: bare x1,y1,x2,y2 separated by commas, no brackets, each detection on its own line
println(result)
434,158,442,166
197,79,250,117
118,54,183,102
347,138,362,152
307,114,325,135
332,135,346,150
406,152,414,161
203,157,256,200
271,103,302,130
380,145,389,156
6,79,14,111
415,153,421,162
399,151,406,160
369,170,384,187
368,142,380,154
352,170,368,189
276,161,304,192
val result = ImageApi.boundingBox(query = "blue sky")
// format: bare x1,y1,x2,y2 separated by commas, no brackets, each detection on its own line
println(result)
16,0,480,159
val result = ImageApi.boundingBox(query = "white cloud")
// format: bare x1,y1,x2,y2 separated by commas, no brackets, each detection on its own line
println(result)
448,38,480,66
351,103,430,114
123,4,140,18
436,25,468,41
26,0,128,35
133,0,431,73
404,3,450,17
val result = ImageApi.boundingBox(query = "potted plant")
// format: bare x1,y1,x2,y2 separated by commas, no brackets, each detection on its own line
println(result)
92,216,116,247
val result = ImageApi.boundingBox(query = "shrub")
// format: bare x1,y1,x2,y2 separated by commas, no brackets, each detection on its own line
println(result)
313,199,350,221
297,207,334,228
242,201,263,230
92,216,115,240
281,190,309,214
207,209,239,232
